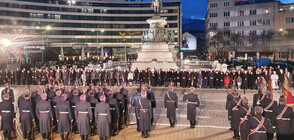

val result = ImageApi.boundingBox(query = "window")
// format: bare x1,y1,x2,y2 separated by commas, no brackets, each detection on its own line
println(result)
279,52,288,58
239,11,244,16
263,8,270,14
224,11,230,17
263,19,270,25
209,23,218,28
286,17,294,23
250,10,256,15
249,30,257,35
209,13,218,18
224,31,230,36
209,3,218,8
250,20,257,26
238,21,244,27
224,22,230,27
224,2,230,7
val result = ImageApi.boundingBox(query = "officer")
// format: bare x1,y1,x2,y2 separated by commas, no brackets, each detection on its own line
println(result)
121,83,130,126
88,89,98,136
114,86,125,129
226,87,236,124
237,97,254,140
46,84,55,101
1,82,15,102
107,91,119,136
164,86,178,127
0,93,15,140
146,85,156,126
183,87,200,128
274,97,293,140
70,89,80,134
95,95,111,140
135,91,152,138
228,90,241,133
231,90,242,139
260,92,277,129
36,93,54,140
246,106,274,140
18,91,35,140
131,87,142,131
56,94,73,140
74,94,92,140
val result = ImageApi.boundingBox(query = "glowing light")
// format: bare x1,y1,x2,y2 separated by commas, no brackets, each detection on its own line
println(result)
91,29,95,32
279,28,284,32
101,29,104,33
72,1,76,4
1,39,11,46
291,6,294,10
46,25,51,31
36,26,40,29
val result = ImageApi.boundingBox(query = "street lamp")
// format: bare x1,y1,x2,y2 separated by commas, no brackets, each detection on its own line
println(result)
1,38,11,46
46,25,51,31
67,0,76,5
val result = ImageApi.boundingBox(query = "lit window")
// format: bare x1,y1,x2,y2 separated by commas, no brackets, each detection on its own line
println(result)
263,8,270,14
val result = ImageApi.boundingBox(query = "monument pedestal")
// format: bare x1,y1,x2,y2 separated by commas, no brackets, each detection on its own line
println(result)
131,62,178,71
136,42,174,62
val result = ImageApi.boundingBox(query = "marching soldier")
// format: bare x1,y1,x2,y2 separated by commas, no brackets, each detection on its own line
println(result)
237,97,254,140
1,82,15,102
135,91,152,138
245,106,274,140
36,93,54,140
146,85,156,126
183,87,200,128
74,94,93,140
114,86,125,129
260,92,277,129
18,92,35,140
164,86,178,127
0,93,15,140
95,95,111,140
229,90,241,137
121,83,130,126
55,94,73,140
274,97,293,140
107,91,119,136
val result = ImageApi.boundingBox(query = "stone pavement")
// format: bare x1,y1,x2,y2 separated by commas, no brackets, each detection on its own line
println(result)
0,86,285,140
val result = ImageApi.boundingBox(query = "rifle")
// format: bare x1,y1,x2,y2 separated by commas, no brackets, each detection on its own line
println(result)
12,119,17,139
116,116,119,135
51,120,54,140
122,110,125,129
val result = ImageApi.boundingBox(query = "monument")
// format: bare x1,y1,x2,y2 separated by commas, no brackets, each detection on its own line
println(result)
131,0,178,70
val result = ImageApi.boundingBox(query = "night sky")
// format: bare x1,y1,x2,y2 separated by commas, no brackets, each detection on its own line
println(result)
182,0,294,19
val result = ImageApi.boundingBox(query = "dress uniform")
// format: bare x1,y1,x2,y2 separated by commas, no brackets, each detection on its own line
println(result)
107,91,119,136
228,90,241,133
135,91,152,138
18,92,35,140
121,83,130,125
70,89,80,133
260,92,277,127
36,93,54,140
74,94,93,140
96,86,105,101
114,87,125,129
131,88,142,131
164,86,178,127
237,97,254,140
226,87,236,121
183,87,200,128
274,97,293,140
1,83,15,102
0,93,15,140
55,94,73,140
246,106,274,140
95,95,111,140
253,87,265,107
88,89,98,135
146,85,156,125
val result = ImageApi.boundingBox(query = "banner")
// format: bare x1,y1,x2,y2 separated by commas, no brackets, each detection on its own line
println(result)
283,74,294,107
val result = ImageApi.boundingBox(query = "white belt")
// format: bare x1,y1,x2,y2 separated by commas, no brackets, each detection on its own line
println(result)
240,117,247,120
277,118,290,121
99,113,107,116
40,111,49,113
59,112,69,114
264,110,273,112
22,110,30,113
2,110,10,113
72,106,76,108
251,130,266,133
110,108,116,110
79,111,88,114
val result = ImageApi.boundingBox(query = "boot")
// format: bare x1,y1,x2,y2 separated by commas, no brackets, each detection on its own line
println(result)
236,130,241,139
193,121,196,128
65,132,69,140
190,121,193,128
172,120,176,127
146,131,150,138
233,130,237,139
141,131,144,138
169,119,173,127
60,132,65,140
23,132,28,140
100,137,104,140
85,135,88,140
41,133,46,140
3,131,8,140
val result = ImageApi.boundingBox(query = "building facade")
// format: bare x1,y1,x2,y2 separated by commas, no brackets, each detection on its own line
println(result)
206,0,294,61
0,0,182,64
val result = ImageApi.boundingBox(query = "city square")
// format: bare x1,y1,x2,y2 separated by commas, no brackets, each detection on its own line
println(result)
0,0,294,140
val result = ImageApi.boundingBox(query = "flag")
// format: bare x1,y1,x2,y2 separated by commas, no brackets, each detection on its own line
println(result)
283,74,294,107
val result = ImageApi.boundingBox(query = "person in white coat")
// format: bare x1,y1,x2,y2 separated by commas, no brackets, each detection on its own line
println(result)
271,71,279,90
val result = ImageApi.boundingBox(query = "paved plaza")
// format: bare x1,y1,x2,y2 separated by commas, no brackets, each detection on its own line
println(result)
0,86,285,140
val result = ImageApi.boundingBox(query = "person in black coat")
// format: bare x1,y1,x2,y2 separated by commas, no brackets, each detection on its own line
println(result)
146,85,156,126
164,86,178,127
114,87,125,130
0,93,15,140
1,83,15,103
183,87,200,128
181,70,187,88
107,91,119,136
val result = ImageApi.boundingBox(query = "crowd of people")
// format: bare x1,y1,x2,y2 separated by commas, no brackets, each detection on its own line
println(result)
0,65,294,90
0,81,200,140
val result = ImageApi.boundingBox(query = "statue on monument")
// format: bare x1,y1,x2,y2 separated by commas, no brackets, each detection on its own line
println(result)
152,0,162,15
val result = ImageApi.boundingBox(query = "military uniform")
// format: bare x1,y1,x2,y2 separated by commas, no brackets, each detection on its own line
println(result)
95,101,111,139
226,92,234,120
0,98,15,139
121,86,130,125
237,104,254,140
260,98,277,126
183,91,200,128
1,87,15,102
135,96,152,138
114,91,125,129
246,115,274,140
131,89,142,130
55,99,73,134
107,94,119,136
146,89,156,125
74,98,93,139
36,98,54,139
164,90,178,127
274,104,293,140
18,95,35,139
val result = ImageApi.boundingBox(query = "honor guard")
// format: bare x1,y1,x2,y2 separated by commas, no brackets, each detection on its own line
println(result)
1,83,15,102
274,97,293,140
121,83,130,126
96,86,104,100
0,93,15,140
226,87,236,122
135,91,152,138
88,89,98,136
74,94,93,140
237,97,254,140
56,94,73,140
18,91,35,140
260,92,277,129
246,106,274,140
36,93,54,140
146,85,156,126
107,91,119,136
70,89,80,133
114,86,125,129
183,87,200,128
131,87,142,131
95,95,111,140
231,90,242,139
164,86,178,127
253,87,265,107
228,90,241,132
